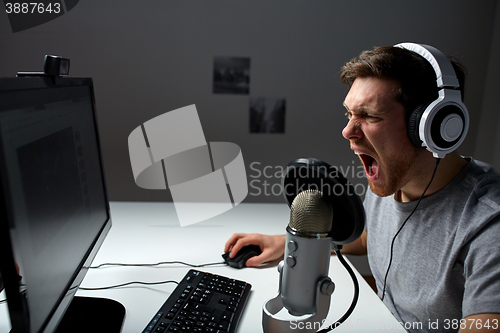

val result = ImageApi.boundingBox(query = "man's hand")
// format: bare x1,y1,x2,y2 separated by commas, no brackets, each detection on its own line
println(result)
224,233,286,267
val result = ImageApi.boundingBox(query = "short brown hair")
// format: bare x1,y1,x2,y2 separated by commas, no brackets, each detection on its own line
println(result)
340,45,466,120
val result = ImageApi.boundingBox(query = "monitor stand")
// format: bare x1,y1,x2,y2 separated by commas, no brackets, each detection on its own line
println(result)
55,296,125,333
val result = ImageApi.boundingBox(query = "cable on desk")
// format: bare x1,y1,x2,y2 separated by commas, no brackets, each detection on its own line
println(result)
90,261,226,269
79,280,179,291
1,280,180,303
81,261,226,293
316,249,359,333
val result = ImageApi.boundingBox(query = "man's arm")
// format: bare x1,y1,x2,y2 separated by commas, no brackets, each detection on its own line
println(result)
458,313,500,332
224,229,368,268
340,230,368,255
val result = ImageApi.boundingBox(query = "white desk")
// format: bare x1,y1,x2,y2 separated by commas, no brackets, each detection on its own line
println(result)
1,202,404,332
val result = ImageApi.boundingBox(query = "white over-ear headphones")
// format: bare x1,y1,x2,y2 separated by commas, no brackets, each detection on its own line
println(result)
394,42,469,158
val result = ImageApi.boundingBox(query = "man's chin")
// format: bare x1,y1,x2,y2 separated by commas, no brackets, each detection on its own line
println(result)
368,180,397,198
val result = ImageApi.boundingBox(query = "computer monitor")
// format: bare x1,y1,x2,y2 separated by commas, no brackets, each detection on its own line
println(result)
0,76,124,332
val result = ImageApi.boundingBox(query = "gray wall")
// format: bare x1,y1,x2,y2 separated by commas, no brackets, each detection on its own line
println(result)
2,0,498,278
1,0,498,206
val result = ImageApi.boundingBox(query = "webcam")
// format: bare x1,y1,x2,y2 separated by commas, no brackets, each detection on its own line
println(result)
43,55,70,76
17,55,70,78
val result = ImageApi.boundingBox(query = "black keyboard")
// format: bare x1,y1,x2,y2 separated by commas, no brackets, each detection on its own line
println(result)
142,269,252,333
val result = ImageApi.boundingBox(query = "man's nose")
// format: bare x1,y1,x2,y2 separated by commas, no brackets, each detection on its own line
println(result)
342,118,362,141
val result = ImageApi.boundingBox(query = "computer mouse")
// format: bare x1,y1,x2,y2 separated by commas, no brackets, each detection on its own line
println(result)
222,245,262,269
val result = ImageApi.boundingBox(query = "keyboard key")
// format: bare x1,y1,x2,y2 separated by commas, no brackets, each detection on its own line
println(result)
218,320,231,331
221,311,234,322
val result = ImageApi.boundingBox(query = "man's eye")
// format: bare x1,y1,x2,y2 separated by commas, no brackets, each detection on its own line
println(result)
345,111,379,122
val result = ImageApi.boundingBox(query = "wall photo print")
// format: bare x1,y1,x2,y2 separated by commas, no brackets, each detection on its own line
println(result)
250,97,286,134
213,56,251,94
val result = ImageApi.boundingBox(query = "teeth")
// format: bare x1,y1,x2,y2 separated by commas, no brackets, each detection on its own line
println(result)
354,151,362,156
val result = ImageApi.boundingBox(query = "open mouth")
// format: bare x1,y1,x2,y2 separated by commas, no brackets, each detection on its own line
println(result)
355,151,379,181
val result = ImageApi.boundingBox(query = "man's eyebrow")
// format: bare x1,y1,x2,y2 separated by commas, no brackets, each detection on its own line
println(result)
343,102,357,113
343,102,367,113
342,102,382,115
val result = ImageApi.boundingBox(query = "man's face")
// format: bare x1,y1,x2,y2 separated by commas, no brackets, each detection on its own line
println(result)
342,76,421,197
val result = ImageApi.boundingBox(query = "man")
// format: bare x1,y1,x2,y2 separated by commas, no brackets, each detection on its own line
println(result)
224,44,500,332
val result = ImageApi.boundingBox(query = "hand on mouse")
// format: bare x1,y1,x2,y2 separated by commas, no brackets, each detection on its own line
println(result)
224,233,286,267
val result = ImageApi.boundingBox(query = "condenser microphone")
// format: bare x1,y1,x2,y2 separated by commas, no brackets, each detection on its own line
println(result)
281,189,334,315
263,157,365,333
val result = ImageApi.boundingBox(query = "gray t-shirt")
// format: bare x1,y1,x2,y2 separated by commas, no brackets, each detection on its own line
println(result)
365,158,500,332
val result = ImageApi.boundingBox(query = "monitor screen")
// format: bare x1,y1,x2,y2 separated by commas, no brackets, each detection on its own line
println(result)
0,76,115,332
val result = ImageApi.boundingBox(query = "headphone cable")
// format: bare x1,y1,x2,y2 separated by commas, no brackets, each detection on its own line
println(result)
381,157,441,301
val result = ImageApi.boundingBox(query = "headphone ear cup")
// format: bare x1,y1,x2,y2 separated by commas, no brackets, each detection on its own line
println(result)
430,104,466,150
407,104,426,148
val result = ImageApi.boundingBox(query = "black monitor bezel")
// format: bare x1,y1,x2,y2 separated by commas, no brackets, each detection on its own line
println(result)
0,76,112,333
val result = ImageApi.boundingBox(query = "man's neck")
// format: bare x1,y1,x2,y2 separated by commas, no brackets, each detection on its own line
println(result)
397,152,469,203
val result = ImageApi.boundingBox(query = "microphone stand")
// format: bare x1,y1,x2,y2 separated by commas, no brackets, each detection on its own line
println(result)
262,244,360,333
262,260,334,333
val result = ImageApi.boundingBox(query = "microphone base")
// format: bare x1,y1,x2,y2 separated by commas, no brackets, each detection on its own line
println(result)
262,270,333,333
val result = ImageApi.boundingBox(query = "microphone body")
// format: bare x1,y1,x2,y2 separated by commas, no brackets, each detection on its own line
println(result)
280,189,333,316
281,228,332,315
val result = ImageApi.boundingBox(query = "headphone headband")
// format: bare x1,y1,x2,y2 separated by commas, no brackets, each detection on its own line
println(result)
394,43,459,89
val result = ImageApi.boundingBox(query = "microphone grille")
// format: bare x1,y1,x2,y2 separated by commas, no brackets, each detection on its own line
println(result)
289,189,333,233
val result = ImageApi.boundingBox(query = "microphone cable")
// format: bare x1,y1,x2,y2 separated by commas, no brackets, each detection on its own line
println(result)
381,157,441,301
317,248,359,332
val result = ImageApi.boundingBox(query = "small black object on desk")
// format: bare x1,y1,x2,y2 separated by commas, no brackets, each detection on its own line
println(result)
222,245,262,269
